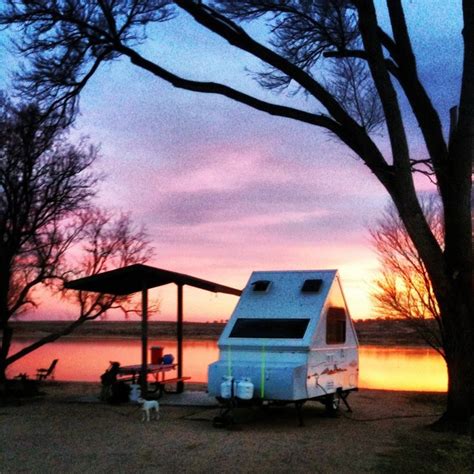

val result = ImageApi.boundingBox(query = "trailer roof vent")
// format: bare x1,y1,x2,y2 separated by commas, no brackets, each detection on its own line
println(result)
251,280,271,292
301,279,323,293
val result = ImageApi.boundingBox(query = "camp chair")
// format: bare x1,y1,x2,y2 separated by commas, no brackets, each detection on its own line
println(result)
36,359,58,381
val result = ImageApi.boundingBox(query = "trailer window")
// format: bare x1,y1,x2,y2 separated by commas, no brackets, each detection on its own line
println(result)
301,279,323,293
326,307,346,344
229,318,310,338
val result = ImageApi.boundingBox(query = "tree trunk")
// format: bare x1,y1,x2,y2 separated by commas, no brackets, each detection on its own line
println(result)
0,250,13,386
0,325,13,390
0,264,12,390
439,293,474,429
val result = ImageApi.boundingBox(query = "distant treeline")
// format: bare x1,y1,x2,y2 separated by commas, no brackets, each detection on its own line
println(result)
10,319,436,347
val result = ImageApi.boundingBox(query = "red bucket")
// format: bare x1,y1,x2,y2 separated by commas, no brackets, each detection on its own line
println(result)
150,346,164,365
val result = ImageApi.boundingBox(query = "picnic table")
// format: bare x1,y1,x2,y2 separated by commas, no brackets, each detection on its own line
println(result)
117,363,190,397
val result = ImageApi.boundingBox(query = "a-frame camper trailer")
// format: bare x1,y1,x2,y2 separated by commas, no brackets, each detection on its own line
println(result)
208,270,359,416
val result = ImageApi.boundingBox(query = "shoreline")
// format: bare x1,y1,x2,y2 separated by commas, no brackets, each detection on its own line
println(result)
10,334,437,352
9,319,436,347
6,379,446,394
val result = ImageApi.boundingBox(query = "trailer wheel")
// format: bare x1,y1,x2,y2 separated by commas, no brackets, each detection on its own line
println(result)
324,394,340,416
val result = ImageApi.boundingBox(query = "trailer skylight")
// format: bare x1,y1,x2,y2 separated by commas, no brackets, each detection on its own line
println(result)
301,279,323,293
229,318,310,338
251,280,271,292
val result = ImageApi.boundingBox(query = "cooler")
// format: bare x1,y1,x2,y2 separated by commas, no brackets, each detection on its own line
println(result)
150,346,164,365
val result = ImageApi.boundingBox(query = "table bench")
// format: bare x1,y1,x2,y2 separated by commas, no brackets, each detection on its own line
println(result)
116,364,190,397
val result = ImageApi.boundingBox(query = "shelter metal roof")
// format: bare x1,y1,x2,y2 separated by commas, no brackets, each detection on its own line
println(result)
64,263,242,296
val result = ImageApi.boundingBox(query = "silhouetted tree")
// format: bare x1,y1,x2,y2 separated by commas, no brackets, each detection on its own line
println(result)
1,0,471,427
0,97,152,383
5,210,153,368
370,198,444,357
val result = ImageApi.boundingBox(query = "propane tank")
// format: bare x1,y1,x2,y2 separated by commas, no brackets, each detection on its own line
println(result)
236,377,254,400
220,376,234,399
129,384,141,402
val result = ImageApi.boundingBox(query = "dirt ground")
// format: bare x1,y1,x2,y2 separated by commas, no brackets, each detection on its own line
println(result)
0,383,472,473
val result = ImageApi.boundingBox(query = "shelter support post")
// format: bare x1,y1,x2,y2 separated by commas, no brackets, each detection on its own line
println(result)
177,283,184,393
63,263,241,398
140,285,148,396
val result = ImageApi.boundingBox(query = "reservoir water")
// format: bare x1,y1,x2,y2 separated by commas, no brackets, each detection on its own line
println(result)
7,338,447,392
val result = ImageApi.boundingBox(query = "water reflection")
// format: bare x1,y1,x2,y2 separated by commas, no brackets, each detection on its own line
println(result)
359,346,447,392
8,339,447,392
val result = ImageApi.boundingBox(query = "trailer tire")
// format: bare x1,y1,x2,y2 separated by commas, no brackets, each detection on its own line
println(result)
324,394,340,416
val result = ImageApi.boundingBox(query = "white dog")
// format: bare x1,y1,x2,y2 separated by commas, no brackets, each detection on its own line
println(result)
137,398,160,422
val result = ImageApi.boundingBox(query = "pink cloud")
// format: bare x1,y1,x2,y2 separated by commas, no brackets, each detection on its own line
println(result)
72,136,387,320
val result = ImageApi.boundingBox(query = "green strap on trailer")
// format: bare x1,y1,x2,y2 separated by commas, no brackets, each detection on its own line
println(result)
227,345,232,377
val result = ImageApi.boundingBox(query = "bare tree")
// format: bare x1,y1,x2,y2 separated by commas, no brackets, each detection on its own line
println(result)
5,210,154,368
0,96,97,383
0,96,153,383
370,197,445,357
1,0,471,426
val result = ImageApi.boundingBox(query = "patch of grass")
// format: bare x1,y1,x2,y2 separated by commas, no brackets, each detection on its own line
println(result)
377,427,473,473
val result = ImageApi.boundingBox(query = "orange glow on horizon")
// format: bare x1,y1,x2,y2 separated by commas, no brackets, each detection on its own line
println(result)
20,246,377,322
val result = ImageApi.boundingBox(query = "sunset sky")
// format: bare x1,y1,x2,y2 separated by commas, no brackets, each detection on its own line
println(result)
0,1,462,322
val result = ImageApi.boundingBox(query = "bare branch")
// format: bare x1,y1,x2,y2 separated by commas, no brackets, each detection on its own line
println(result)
370,197,445,356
